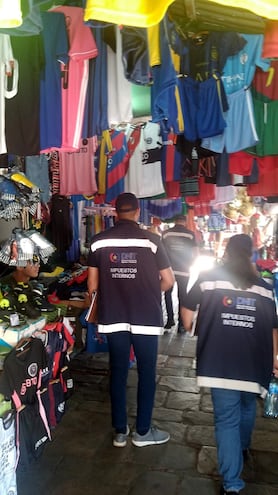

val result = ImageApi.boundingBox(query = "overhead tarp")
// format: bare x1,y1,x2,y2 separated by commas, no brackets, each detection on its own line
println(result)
208,0,278,20
84,0,175,27
168,0,266,34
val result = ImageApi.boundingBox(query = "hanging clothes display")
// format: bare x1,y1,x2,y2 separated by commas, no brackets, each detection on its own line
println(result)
83,0,175,27
58,136,98,196
82,26,109,138
0,0,22,28
104,129,129,203
39,11,69,152
0,0,43,36
150,20,181,133
201,34,270,154
124,122,165,198
49,194,73,255
0,34,17,154
107,26,132,127
51,6,98,151
5,34,44,155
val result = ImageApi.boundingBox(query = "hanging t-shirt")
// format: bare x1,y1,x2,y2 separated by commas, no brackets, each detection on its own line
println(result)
221,34,270,95
168,26,246,81
5,34,44,155
52,6,98,151
125,122,165,199
107,26,132,126
105,129,129,203
252,60,278,101
0,34,15,154
58,136,98,196
0,0,22,28
40,11,69,152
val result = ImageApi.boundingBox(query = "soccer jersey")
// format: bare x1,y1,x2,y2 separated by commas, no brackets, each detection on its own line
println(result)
252,61,278,101
168,27,246,81
105,129,129,203
0,338,51,466
124,122,165,198
1,338,48,404
87,219,170,334
160,131,182,182
221,34,270,95
183,265,278,395
247,157,278,197
250,95,278,156
58,136,98,196
52,6,98,151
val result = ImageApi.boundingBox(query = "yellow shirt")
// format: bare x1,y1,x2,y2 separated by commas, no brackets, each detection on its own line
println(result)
84,0,175,27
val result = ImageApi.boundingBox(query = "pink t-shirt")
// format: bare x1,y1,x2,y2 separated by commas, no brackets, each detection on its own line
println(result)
53,6,98,151
59,136,98,196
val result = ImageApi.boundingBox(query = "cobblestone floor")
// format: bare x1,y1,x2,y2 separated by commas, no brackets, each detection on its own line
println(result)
17,332,278,495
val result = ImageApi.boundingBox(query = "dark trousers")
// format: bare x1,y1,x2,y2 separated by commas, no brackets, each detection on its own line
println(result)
164,287,174,323
175,275,189,329
106,331,158,435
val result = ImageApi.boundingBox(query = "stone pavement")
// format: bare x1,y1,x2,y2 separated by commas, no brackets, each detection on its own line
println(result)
17,332,278,495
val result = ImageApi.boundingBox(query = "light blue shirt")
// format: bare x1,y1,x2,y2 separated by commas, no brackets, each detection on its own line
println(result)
221,34,270,94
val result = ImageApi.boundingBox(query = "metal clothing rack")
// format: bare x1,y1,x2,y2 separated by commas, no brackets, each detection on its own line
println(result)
83,205,116,217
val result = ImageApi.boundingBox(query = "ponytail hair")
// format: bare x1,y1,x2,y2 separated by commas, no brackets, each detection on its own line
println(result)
224,234,257,290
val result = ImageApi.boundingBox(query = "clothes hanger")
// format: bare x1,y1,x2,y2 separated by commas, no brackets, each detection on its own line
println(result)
190,30,209,44
15,337,32,354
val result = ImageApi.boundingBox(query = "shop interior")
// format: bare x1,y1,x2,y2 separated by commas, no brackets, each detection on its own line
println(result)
1,0,278,492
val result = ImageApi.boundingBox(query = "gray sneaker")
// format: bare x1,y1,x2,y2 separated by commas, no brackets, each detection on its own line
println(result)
113,425,130,447
131,426,170,447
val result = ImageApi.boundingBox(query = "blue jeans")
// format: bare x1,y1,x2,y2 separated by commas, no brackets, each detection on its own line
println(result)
106,332,158,435
211,388,257,492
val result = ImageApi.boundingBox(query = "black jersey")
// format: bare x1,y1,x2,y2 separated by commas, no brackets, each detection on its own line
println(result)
0,338,51,467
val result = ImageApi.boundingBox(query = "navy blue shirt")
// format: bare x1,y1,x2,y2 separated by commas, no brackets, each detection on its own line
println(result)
162,225,197,277
183,265,278,395
87,220,170,334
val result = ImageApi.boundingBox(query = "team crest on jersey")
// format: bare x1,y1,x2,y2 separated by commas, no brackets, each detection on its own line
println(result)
240,52,248,65
28,362,38,378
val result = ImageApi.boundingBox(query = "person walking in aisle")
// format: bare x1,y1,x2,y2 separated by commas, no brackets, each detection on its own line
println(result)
162,214,198,332
87,192,174,448
181,234,278,495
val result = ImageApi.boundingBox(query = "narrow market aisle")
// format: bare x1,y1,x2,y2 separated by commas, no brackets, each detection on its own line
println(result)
16,332,278,495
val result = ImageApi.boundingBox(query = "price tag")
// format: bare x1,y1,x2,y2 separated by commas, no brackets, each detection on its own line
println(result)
10,313,19,327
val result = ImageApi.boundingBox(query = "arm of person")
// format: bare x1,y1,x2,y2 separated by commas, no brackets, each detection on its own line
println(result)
159,267,175,293
180,307,195,332
87,266,99,299
273,328,278,378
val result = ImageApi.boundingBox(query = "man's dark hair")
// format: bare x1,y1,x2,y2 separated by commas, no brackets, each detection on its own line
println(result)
224,234,257,290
